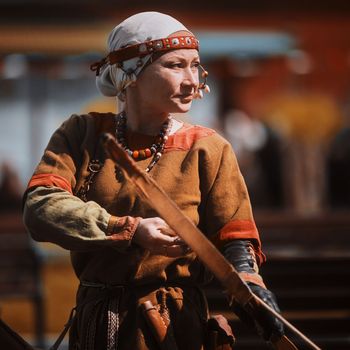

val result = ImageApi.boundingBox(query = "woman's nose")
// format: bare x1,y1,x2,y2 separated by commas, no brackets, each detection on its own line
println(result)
182,68,198,87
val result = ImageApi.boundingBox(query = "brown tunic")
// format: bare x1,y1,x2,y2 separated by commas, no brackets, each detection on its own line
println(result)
23,112,264,349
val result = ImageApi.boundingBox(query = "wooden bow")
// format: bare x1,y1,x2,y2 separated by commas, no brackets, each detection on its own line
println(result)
102,133,321,350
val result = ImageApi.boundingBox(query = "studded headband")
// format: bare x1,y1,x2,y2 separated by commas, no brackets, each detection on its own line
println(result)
91,35,199,76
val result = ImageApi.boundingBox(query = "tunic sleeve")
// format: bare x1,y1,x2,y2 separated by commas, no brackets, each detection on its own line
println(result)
199,138,265,265
23,114,140,251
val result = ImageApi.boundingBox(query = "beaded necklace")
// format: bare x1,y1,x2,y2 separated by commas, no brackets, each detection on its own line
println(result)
115,112,173,172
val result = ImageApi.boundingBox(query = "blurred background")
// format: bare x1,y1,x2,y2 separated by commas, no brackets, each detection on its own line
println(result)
0,1,349,349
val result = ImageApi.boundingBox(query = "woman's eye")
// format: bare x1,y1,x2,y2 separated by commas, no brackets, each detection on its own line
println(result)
191,62,200,70
167,62,182,68
165,61,199,69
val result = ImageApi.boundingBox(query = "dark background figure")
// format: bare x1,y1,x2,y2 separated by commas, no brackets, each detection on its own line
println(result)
0,162,23,211
327,127,350,208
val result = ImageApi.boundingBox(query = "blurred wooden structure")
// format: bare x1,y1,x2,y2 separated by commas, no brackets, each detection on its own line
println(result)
0,211,349,349
205,211,350,349
1,1,350,214
0,1,350,349
0,213,45,349
0,318,35,350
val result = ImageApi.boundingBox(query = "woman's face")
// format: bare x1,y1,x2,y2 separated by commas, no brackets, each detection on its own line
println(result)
130,48,200,115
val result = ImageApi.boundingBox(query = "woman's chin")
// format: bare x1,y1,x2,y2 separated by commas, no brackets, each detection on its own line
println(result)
173,101,192,114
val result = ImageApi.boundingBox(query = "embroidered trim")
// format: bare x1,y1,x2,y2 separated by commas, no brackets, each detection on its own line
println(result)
216,220,259,243
27,173,72,194
212,220,266,264
106,217,141,247
165,124,216,152
107,298,119,350
107,216,121,234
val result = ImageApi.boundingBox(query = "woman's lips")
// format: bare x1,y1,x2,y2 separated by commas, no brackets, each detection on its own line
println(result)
176,94,193,102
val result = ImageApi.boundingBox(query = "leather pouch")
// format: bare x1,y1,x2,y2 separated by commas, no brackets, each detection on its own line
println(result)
206,314,235,350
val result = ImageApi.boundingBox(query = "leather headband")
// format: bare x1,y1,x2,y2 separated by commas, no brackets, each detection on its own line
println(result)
91,35,199,75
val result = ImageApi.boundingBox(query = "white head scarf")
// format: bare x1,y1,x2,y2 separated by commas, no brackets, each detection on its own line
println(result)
96,12,191,99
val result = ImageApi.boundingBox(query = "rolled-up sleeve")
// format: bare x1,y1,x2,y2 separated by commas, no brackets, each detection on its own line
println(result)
23,114,140,251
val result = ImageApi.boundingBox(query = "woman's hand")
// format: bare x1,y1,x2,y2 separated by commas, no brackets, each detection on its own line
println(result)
133,217,191,257
232,283,284,343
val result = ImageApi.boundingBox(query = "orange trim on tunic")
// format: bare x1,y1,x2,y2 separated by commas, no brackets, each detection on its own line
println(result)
213,219,266,264
165,124,216,152
27,173,72,194
219,220,259,240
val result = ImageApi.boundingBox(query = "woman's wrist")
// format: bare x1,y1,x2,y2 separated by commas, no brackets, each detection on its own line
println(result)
106,215,141,247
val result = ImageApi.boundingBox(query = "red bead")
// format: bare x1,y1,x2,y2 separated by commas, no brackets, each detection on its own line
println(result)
145,148,152,157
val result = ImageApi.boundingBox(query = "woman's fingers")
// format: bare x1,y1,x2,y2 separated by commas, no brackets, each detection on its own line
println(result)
148,231,191,256
155,231,178,245
159,225,177,237
133,217,189,256
158,232,187,245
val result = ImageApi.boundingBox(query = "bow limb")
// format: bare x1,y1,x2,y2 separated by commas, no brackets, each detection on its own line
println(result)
102,133,321,350
273,335,300,350
250,294,321,350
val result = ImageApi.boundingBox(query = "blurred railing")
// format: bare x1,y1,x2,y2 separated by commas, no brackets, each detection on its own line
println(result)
205,210,350,349
0,212,45,349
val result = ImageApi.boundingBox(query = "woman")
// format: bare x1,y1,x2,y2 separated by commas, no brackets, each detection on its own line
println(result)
23,12,283,350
